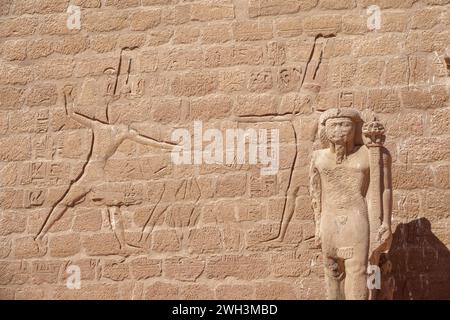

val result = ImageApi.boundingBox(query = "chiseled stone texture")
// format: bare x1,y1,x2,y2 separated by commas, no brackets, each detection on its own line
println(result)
0,0,449,300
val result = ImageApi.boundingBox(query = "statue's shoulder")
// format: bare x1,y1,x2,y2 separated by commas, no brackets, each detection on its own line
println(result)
311,148,328,162
358,144,370,155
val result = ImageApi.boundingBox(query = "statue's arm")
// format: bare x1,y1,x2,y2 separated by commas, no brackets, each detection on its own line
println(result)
309,152,321,246
382,148,392,229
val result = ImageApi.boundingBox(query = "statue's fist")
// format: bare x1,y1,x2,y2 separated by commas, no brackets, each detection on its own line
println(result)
314,237,321,249
314,227,321,249
377,223,392,245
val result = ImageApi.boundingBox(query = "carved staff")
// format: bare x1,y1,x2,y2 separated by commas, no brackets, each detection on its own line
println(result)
362,116,387,265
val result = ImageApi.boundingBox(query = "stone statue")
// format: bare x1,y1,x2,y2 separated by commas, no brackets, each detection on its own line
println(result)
310,107,392,300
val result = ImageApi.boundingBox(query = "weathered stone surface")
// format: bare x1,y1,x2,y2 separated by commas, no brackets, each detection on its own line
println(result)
205,254,270,280
215,284,255,299
49,234,81,257
233,21,273,41
82,233,121,256
191,3,234,22
151,230,181,252
171,71,217,96
180,284,214,299
0,0,448,301
130,9,161,31
255,281,297,299
144,281,178,299
188,227,223,254
249,0,301,18
101,259,130,281
215,173,247,198
53,284,119,299
13,236,45,259
164,257,205,281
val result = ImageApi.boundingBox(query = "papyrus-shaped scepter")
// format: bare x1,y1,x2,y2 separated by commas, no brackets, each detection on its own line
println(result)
363,117,391,266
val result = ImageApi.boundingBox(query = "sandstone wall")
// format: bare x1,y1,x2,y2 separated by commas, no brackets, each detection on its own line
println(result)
0,0,449,299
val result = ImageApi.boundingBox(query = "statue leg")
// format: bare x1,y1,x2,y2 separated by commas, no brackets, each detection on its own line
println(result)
344,255,368,300
323,257,345,300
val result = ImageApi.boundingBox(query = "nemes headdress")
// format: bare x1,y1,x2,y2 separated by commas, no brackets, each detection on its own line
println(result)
319,108,363,126
319,108,364,146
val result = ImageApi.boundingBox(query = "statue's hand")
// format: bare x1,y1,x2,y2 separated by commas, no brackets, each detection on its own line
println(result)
377,223,392,245
314,227,321,249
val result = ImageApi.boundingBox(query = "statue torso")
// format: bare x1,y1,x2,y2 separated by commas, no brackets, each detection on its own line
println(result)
313,145,371,256
314,145,370,215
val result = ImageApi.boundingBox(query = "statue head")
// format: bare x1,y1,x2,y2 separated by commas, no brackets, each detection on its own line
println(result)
319,108,364,148
324,117,355,145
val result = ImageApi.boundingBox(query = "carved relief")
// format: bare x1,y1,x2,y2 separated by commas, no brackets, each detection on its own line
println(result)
248,69,273,92
21,161,70,186
219,71,246,92
234,36,332,245
25,190,46,208
266,41,286,66
0,2,448,302
338,91,354,108
34,80,177,250
277,67,302,93
35,110,49,133
432,52,447,78
32,134,52,160
250,174,277,198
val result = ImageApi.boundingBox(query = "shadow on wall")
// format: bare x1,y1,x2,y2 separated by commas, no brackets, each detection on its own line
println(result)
378,218,450,300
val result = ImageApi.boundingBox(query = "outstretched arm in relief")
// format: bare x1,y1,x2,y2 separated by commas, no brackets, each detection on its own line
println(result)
127,129,177,150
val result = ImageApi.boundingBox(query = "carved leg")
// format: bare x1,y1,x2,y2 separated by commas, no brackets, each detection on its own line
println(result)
35,185,89,241
324,257,345,300
267,182,300,242
140,204,170,244
264,133,304,243
276,193,296,241
344,256,369,300
108,206,127,250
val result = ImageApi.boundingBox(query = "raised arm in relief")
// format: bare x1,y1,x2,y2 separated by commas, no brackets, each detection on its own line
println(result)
63,85,103,128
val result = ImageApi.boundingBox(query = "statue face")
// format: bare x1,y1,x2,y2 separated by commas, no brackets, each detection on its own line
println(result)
325,117,355,144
